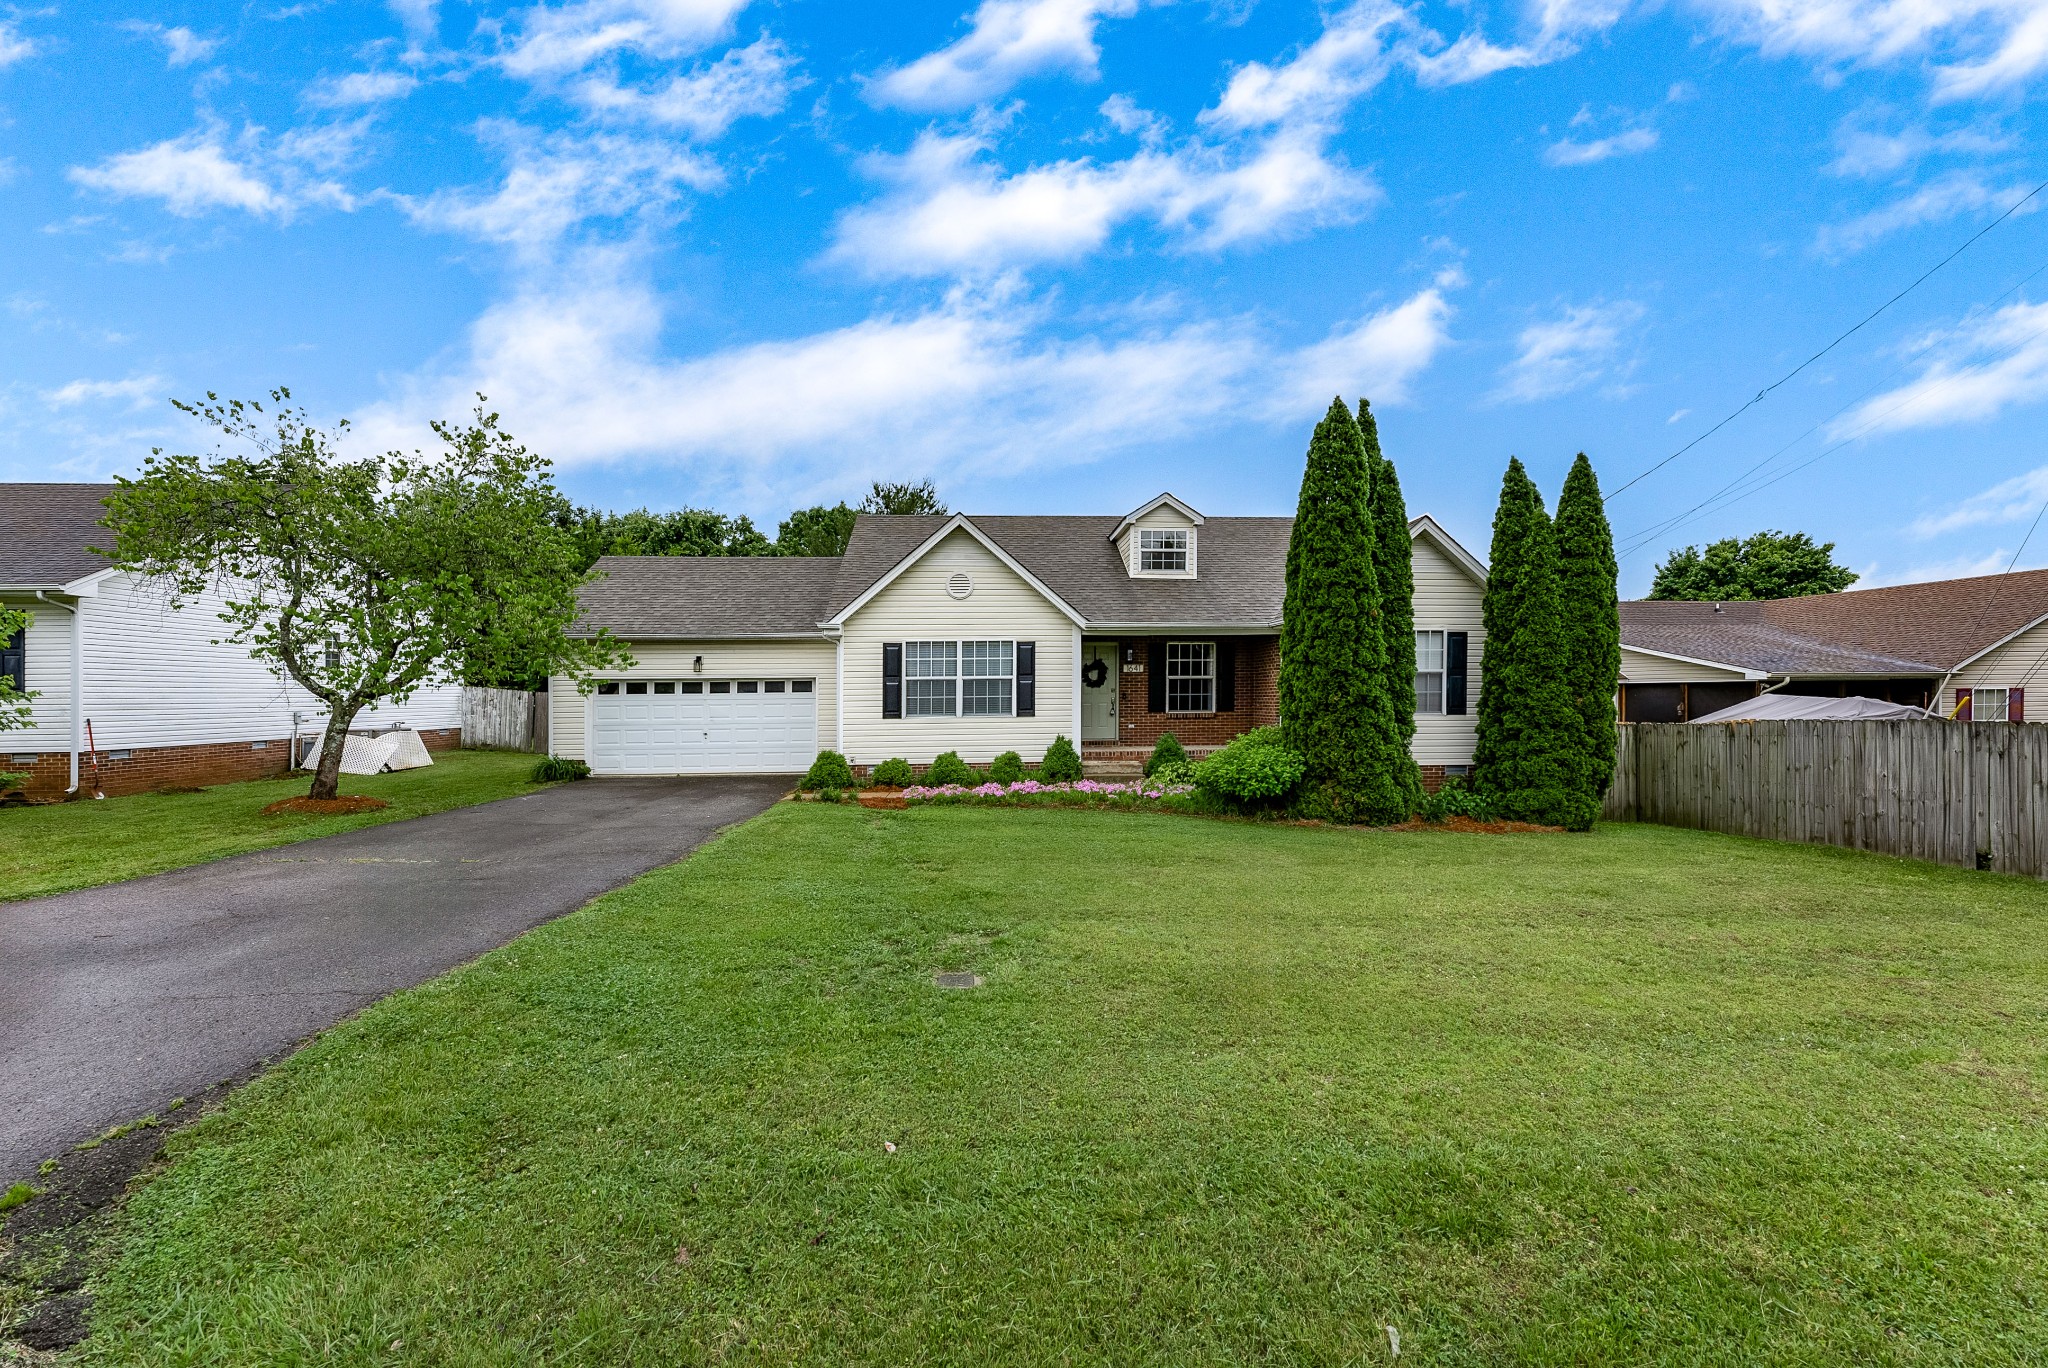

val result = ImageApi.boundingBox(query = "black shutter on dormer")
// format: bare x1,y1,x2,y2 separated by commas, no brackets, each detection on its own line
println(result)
1015,642,1036,716
882,643,903,718
1445,632,1468,715
1148,638,1166,713
1217,639,1237,712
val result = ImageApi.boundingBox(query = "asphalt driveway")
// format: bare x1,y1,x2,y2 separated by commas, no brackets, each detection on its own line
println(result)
0,776,788,1187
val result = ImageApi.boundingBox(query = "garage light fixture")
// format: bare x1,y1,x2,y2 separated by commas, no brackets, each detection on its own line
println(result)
693,655,703,672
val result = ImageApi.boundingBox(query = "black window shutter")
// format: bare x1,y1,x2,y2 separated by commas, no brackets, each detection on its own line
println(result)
1216,639,1237,712
882,642,903,719
1148,638,1166,713
1445,632,1468,715
1015,642,1036,716
0,627,21,693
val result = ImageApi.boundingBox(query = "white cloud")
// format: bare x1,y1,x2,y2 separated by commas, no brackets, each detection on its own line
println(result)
1544,124,1658,165
868,0,1137,111
1270,285,1457,415
69,132,286,217
1825,114,2009,177
1911,464,2048,535
306,71,420,107
1410,0,1628,87
1833,298,2048,438
498,0,753,78
1202,1,1406,130
568,36,799,136
1493,299,1645,403
0,19,37,68
42,376,169,410
390,0,440,39
1689,0,2048,98
1814,169,2031,255
120,22,222,67
826,126,1374,279
401,124,721,256
1863,548,2020,583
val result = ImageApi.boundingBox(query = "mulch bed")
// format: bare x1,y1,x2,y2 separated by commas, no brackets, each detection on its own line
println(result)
259,795,391,817
856,790,907,810
1386,814,1565,834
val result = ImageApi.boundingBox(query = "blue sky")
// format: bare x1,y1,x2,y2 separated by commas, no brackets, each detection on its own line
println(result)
4,0,2047,593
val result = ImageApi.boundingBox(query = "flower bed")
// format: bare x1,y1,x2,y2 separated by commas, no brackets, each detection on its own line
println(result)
903,778,1194,807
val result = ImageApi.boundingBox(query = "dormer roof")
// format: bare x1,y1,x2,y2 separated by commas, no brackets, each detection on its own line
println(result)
1109,492,1205,540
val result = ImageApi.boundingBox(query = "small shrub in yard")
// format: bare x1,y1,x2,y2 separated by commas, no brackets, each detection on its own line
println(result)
1149,757,1198,788
1144,733,1187,777
1039,735,1083,783
531,755,591,783
1421,775,1494,823
988,751,1026,785
870,757,915,788
802,750,855,791
925,751,977,787
1196,727,1305,809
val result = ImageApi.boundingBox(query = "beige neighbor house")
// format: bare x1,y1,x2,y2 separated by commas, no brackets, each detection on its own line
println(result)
1618,567,2048,724
550,494,1492,782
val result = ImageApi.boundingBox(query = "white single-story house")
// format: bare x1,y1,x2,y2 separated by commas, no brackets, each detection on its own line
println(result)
2,483,462,799
1618,568,2048,723
550,494,1492,781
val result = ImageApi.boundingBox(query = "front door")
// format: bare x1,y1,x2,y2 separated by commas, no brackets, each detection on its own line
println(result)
1081,641,1119,742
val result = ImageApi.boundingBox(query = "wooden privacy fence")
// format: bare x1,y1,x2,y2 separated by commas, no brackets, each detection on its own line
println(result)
460,687,549,753
1604,719,2048,877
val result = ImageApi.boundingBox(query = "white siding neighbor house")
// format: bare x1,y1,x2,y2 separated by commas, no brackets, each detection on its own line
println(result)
2,483,461,799
549,495,1493,783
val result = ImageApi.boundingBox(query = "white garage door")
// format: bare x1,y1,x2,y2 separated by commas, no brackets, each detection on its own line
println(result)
590,678,818,775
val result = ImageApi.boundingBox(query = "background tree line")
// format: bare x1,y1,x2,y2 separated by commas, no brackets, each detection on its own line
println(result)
555,480,945,569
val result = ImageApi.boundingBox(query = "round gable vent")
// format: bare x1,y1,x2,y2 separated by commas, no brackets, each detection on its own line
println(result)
947,572,974,599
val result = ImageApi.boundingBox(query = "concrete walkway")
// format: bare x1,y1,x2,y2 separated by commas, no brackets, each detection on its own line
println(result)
0,776,787,1186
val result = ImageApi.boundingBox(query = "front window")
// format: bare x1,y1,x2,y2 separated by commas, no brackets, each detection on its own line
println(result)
1975,687,2010,722
1167,641,1215,712
907,640,959,717
961,639,1015,716
1415,630,1445,714
1139,529,1189,572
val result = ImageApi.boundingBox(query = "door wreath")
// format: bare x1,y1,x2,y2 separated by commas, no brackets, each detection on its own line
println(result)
1082,657,1111,688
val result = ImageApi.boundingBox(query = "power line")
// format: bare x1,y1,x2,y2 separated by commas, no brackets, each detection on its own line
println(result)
1606,176,2048,504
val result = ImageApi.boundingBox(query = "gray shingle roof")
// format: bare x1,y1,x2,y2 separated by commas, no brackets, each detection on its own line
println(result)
1620,599,1947,676
0,483,114,587
575,556,844,637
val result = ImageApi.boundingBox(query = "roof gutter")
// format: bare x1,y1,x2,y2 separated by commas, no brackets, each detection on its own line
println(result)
32,590,82,795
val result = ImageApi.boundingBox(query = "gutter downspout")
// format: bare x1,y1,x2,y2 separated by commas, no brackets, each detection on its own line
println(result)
33,591,81,794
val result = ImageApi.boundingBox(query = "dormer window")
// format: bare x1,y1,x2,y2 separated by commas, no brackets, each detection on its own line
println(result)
1139,529,1189,573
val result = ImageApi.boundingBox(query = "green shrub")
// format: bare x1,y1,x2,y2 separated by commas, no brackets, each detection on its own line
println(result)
871,757,915,788
989,751,1026,785
801,750,855,791
924,751,977,787
1421,774,1495,823
1195,727,1305,807
1039,735,1083,783
1148,758,1198,788
531,755,591,783
1143,732,1187,777
811,787,850,803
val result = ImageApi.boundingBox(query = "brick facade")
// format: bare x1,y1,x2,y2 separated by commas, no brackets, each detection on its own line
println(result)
1096,635,1280,750
4,726,463,802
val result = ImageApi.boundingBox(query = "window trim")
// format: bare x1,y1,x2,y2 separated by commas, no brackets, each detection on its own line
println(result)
902,639,1018,719
1974,686,2011,723
1165,639,1216,714
1414,628,1447,716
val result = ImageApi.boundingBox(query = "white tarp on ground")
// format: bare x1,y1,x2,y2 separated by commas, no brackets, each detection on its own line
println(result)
1691,693,1926,723
303,728,438,774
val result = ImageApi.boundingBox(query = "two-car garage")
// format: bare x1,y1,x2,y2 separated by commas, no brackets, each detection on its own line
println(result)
588,678,819,775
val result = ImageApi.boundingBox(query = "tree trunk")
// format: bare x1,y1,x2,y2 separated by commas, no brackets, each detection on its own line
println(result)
308,705,363,801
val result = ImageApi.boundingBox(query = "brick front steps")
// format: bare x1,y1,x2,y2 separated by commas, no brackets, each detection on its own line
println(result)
1080,744,1220,779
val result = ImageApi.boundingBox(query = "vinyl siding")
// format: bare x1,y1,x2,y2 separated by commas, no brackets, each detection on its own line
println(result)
1113,505,1200,578
839,529,1075,765
1618,645,1753,684
548,639,838,764
5,575,461,755
1946,618,2048,718
1410,536,1484,765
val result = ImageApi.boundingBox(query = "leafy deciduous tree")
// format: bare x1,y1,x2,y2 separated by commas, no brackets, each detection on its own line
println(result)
1649,531,1857,601
776,502,858,557
102,391,632,801
1278,397,1408,825
860,480,946,516
1359,398,1424,813
1554,453,1620,803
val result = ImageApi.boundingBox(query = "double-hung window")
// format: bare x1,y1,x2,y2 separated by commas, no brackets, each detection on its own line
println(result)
906,641,958,717
1139,529,1189,572
961,640,1014,716
1415,630,1446,714
1,625,22,694
1166,641,1215,712
1975,687,2011,722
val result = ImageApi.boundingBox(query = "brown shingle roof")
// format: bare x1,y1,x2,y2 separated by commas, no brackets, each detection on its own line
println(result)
0,483,114,587
574,555,843,637
1621,568,2048,676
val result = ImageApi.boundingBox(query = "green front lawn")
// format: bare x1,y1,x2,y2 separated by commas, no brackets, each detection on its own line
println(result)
0,749,548,901
81,809,2048,1364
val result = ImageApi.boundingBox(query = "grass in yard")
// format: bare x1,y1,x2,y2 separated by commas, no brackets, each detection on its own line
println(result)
78,809,2048,1365
0,750,549,901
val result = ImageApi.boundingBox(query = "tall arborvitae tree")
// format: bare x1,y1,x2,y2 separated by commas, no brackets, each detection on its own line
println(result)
1473,458,1596,830
1358,398,1424,813
1279,398,1409,824
1553,453,1620,803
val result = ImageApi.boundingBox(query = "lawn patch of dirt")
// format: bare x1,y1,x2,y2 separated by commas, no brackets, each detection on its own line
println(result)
1387,815,1565,834
259,795,390,817
856,790,908,810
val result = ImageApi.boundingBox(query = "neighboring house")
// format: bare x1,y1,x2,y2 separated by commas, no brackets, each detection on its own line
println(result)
552,494,1492,781
1619,567,2048,723
1,484,462,800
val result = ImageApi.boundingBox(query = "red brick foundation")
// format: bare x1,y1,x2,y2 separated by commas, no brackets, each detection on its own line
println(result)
5,727,463,801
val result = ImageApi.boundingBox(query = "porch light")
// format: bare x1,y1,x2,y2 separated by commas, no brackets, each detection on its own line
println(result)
693,655,704,672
